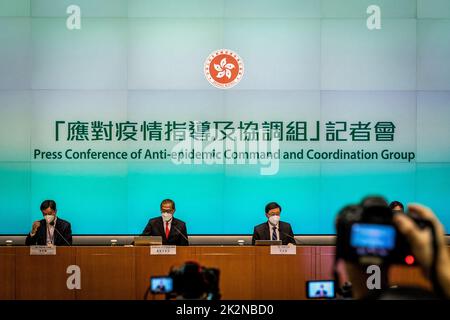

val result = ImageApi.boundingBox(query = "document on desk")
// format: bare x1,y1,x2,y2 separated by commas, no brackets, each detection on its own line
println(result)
150,245,177,255
30,245,57,256
270,245,296,255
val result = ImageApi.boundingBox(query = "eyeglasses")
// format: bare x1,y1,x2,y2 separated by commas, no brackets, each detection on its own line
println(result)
267,212,280,217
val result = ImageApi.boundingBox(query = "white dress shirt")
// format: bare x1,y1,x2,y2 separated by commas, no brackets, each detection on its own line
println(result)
46,217,57,245
162,217,172,235
268,221,280,241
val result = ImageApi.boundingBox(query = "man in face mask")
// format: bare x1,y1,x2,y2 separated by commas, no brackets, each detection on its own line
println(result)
25,200,72,246
141,199,189,246
251,202,296,245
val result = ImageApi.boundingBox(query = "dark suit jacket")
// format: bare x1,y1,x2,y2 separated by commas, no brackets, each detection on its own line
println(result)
141,217,189,246
251,221,296,245
25,218,72,246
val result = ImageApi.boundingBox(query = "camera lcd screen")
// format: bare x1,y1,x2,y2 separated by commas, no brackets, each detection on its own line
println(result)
350,223,396,253
306,280,335,299
150,276,173,294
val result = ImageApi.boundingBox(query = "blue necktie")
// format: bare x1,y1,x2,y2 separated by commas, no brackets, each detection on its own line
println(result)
272,226,277,240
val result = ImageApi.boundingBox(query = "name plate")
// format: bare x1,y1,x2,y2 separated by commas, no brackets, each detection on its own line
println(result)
150,245,176,255
30,245,56,256
270,245,296,255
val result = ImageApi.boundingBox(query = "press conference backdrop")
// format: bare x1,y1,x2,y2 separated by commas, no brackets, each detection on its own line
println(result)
0,0,450,235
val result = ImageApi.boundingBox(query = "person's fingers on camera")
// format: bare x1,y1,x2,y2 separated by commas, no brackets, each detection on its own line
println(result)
394,213,434,273
408,204,440,228
393,213,421,243
407,204,450,293
408,204,446,246
398,204,450,298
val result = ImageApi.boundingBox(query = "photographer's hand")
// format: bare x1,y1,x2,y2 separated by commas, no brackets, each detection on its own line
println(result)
393,203,450,298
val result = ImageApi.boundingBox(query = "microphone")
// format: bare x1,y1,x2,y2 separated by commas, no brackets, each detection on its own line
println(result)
172,224,189,244
279,230,302,246
50,221,71,246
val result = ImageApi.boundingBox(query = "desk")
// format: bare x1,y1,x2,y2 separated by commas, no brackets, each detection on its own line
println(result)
0,246,438,300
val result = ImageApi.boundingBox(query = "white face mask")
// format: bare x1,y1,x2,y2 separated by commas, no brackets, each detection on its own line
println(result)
161,212,173,222
44,214,55,224
268,215,280,226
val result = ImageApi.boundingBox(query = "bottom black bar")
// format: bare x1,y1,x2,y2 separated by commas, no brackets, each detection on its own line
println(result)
0,300,448,319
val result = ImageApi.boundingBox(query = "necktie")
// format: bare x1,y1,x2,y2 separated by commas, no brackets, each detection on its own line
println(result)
272,226,277,240
165,222,170,239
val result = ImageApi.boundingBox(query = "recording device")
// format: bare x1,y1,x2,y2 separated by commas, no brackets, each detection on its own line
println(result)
306,280,335,299
336,199,432,266
150,276,173,294
133,236,162,246
165,261,221,300
255,240,282,246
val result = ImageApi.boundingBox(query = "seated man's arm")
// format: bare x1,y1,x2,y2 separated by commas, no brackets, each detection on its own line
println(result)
287,224,296,245
25,233,37,246
63,222,72,245
25,221,41,245
141,221,152,236
251,227,259,245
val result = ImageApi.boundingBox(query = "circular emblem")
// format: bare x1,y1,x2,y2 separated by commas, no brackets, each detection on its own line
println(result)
204,49,244,89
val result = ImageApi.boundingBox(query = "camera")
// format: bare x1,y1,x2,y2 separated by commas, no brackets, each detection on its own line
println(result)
336,197,432,266
306,280,336,299
150,276,173,294
165,261,221,300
